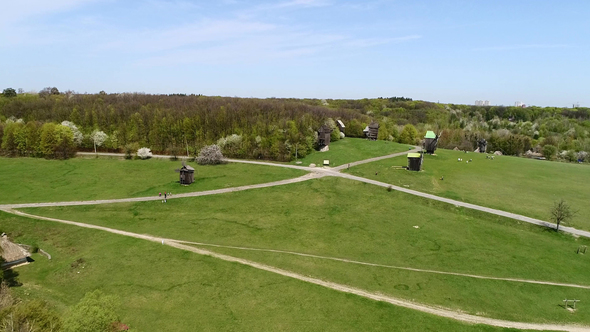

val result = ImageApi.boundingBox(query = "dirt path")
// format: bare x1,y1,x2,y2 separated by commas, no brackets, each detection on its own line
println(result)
331,148,420,171
3,208,588,332
76,151,589,238
175,240,590,290
334,172,590,238
0,173,324,210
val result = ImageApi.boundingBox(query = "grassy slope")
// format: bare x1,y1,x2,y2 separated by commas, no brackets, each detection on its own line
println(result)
23,177,590,324
0,212,520,332
292,138,413,166
0,157,305,204
344,149,590,230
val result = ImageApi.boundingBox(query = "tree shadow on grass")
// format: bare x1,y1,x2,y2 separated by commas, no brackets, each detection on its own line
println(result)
2,267,22,287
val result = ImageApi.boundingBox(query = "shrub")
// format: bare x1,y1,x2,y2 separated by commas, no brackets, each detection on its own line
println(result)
197,144,224,165
63,290,119,332
398,124,418,144
124,143,138,159
136,147,152,159
542,144,557,160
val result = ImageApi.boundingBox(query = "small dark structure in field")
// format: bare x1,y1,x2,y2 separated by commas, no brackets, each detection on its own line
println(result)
407,152,423,171
423,131,440,154
336,120,345,134
1,233,31,269
478,139,487,153
364,121,379,140
317,124,333,148
175,162,195,185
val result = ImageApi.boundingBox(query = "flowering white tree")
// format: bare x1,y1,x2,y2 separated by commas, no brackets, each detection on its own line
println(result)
90,130,108,154
61,121,83,146
136,147,152,159
197,144,224,165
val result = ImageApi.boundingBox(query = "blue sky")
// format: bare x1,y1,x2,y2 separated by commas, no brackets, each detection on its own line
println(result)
1,0,588,106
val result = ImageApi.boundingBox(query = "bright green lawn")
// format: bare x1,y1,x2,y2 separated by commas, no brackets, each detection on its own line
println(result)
344,149,590,230
0,157,305,204
292,138,413,166
0,212,523,332
22,177,590,324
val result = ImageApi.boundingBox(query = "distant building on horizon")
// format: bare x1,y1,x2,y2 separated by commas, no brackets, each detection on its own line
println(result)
475,100,490,106
515,101,526,107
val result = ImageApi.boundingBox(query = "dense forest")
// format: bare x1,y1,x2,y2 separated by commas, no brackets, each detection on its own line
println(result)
1,87,589,163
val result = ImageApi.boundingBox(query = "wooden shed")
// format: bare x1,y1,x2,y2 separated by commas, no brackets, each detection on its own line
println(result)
478,139,487,153
1,234,30,269
336,120,345,134
364,121,379,140
179,164,195,185
317,124,333,148
407,152,423,171
423,131,439,154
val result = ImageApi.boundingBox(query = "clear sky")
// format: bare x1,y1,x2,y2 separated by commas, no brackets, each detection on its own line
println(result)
1,0,588,106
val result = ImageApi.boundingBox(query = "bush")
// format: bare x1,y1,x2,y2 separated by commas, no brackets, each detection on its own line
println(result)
197,144,224,165
136,147,152,159
124,143,138,159
542,144,558,160
63,290,119,332
398,124,418,144
1,299,62,332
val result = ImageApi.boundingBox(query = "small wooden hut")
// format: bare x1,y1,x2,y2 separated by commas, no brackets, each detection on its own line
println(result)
336,120,345,134
317,124,333,148
407,152,423,171
1,234,30,269
364,121,379,140
478,139,487,153
423,131,439,154
178,164,195,185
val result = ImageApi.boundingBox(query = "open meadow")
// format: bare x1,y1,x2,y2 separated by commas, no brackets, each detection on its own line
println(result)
345,149,590,230
19,176,590,325
0,212,525,332
291,138,413,166
0,157,305,204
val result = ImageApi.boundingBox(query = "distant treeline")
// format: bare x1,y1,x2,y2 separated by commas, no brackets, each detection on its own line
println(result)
1,89,589,162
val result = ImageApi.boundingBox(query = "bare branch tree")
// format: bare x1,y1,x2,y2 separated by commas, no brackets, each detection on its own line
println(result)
550,199,576,232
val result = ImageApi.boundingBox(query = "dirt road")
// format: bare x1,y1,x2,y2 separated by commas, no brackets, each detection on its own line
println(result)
74,151,587,238
4,208,588,332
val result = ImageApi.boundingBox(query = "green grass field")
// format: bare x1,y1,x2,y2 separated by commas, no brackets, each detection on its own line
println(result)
21,177,590,324
345,149,590,230
292,138,413,166
0,212,524,332
0,157,305,204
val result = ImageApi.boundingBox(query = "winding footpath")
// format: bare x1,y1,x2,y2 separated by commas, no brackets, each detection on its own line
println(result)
3,150,590,331
3,209,589,332
30,151,590,239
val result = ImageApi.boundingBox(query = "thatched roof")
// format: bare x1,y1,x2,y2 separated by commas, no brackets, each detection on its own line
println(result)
337,120,345,128
1,234,30,263
181,165,195,171
368,121,379,129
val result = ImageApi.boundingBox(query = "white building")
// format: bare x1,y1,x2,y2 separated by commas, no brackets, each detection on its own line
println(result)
475,100,490,106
